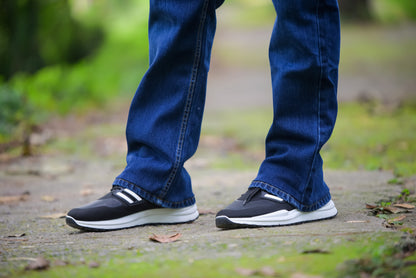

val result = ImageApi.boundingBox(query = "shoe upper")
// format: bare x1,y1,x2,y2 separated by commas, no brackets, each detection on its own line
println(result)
67,187,160,221
216,187,295,218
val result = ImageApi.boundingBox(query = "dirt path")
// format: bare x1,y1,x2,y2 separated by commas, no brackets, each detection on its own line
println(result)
0,153,407,276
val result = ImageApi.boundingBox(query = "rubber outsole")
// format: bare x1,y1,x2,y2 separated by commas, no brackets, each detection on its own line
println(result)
65,204,199,232
215,200,338,229
66,216,199,232
215,213,337,229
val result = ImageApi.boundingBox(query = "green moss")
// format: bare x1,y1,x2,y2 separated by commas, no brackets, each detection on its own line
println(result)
14,233,415,278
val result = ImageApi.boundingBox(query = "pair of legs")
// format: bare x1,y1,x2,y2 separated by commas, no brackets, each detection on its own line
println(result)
67,0,340,231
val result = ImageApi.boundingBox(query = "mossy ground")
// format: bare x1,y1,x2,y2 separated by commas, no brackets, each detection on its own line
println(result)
9,232,416,278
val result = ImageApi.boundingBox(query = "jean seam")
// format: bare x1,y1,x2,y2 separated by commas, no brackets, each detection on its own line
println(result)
251,180,330,211
301,0,324,202
159,0,210,199
114,178,196,208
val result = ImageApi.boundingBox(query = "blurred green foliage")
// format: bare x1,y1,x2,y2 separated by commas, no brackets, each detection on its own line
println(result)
374,0,416,23
0,0,149,149
0,0,103,79
0,0,415,154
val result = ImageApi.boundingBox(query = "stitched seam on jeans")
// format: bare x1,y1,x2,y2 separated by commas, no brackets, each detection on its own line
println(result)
302,0,323,202
114,178,196,208
251,180,330,211
159,0,210,199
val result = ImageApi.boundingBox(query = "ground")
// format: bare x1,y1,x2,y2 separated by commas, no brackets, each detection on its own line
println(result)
1,5,416,278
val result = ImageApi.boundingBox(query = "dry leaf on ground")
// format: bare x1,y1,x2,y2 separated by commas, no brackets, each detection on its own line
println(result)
7,233,26,238
383,206,405,214
80,189,94,196
393,203,415,209
366,203,408,214
302,249,330,254
149,233,182,243
41,195,57,202
0,192,30,205
39,213,67,219
387,215,406,224
24,257,50,271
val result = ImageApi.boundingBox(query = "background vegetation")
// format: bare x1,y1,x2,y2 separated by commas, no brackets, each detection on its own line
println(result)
0,0,415,177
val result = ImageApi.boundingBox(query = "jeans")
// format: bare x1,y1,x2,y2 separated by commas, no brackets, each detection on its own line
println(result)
113,0,340,212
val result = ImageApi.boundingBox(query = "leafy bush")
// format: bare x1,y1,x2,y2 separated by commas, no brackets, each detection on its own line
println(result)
0,0,103,80
0,1,149,153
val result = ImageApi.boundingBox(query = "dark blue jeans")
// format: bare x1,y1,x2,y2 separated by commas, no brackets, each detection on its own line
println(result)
113,0,340,212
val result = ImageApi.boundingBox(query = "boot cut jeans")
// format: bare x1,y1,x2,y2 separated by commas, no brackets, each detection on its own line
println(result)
113,0,340,212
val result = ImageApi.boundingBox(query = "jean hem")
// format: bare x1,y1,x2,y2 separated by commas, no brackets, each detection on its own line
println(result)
113,178,196,209
249,180,332,212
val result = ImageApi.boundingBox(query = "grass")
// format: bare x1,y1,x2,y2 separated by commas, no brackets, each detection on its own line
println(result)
10,232,416,278
198,101,416,177
33,100,416,177
324,101,416,176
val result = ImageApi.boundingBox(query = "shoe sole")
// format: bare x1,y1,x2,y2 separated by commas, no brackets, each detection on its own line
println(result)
215,200,337,229
66,204,199,232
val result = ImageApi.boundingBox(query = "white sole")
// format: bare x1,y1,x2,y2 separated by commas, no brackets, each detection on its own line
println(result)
66,204,199,231
216,200,337,228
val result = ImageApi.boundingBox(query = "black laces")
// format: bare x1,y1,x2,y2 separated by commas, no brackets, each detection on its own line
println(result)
111,186,123,192
243,187,262,205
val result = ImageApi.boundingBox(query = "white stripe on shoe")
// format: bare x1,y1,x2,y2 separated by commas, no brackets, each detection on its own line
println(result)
116,191,134,204
123,188,142,202
264,193,284,202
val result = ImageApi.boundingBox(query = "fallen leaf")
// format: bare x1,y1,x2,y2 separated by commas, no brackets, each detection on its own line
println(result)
41,195,57,202
302,249,330,254
0,192,30,205
149,233,182,243
366,204,377,209
7,233,26,238
3,237,28,242
24,257,50,271
39,213,66,219
80,189,94,196
393,203,415,209
387,215,406,224
383,206,404,214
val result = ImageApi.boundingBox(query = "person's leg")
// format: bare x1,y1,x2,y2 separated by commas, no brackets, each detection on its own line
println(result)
67,0,223,231
216,0,340,228
113,0,220,209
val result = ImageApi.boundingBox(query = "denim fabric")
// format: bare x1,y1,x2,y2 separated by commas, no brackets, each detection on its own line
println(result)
114,0,340,211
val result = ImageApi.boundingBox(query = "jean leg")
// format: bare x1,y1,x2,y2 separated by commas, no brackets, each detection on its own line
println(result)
114,0,219,208
251,0,340,211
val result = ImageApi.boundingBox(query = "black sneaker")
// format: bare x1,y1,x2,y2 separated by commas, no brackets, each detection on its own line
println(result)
66,187,199,231
215,187,337,229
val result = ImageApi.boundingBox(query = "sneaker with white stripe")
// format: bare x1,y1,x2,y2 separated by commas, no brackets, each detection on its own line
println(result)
215,187,337,229
66,187,199,231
